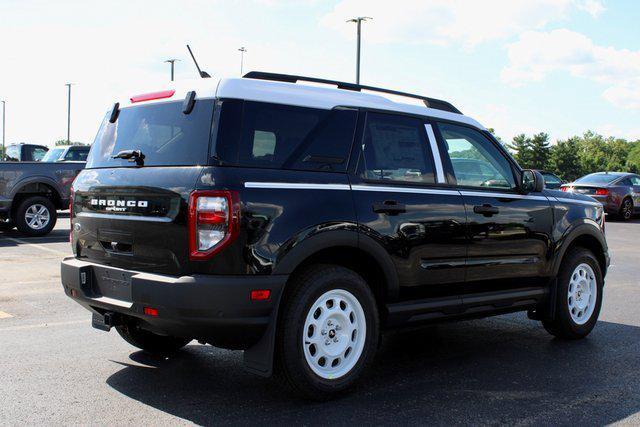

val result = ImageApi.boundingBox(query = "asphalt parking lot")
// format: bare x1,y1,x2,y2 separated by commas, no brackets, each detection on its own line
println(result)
1,215,639,425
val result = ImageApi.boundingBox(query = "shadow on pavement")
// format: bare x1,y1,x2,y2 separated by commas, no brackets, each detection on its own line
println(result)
0,226,70,245
106,316,640,425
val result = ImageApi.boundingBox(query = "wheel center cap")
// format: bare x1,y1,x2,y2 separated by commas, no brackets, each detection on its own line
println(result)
328,329,336,339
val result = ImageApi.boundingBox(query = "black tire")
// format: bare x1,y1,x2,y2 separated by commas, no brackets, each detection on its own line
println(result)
14,196,57,237
276,264,379,401
116,323,191,355
543,247,603,339
619,197,634,221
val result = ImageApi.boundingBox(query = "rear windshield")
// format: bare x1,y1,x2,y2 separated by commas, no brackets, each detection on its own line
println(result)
575,173,621,184
86,99,214,168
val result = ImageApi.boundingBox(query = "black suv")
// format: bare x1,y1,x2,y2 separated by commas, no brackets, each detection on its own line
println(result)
62,72,609,400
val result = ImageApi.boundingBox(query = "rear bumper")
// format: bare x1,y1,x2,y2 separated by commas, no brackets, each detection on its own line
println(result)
61,257,287,349
590,195,617,213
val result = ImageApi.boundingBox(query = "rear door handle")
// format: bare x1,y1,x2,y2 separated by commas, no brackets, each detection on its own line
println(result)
373,200,406,215
473,204,499,216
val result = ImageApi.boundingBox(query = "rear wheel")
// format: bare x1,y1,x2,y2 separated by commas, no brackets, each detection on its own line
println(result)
116,323,191,355
15,196,57,236
543,247,603,339
620,197,633,221
276,265,379,400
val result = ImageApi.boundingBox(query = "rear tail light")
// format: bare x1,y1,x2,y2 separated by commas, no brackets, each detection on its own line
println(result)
561,186,569,192
188,190,239,260
595,188,609,196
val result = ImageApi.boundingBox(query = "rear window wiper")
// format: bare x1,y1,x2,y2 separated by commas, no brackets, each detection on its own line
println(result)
112,149,145,166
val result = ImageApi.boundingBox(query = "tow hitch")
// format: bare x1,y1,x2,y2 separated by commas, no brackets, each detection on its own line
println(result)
92,311,120,331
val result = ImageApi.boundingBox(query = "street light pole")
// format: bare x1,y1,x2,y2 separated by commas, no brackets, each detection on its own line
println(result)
164,59,179,81
1,101,5,161
347,17,372,85
65,83,72,143
238,47,247,75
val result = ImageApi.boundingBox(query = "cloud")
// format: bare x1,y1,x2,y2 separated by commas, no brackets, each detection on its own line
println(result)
320,0,604,48
501,29,640,109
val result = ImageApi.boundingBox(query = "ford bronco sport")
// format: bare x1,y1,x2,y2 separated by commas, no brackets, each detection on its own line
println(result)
62,72,609,400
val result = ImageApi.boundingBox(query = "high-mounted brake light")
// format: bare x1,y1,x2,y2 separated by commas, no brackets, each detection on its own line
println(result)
595,188,609,196
188,190,239,260
130,90,175,103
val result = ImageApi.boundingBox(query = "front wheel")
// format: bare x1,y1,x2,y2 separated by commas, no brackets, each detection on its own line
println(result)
543,247,603,339
276,265,379,400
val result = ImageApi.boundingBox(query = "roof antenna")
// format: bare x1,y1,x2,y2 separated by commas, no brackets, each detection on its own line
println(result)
186,44,211,78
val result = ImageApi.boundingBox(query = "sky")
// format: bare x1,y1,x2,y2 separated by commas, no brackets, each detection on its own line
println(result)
0,0,638,147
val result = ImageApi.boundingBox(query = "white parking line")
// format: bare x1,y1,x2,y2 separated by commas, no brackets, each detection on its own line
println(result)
4,237,69,256
0,319,87,332
0,311,14,319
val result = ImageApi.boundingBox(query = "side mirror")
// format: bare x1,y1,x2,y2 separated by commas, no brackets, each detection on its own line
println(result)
521,169,545,193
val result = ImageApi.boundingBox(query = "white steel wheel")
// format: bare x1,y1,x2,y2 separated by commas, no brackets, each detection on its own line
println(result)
24,204,50,230
567,263,597,325
302,289,366,380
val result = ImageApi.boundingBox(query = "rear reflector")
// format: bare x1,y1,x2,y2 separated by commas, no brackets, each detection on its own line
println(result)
143,307,159,316
130,90,175,103
250,290,271,301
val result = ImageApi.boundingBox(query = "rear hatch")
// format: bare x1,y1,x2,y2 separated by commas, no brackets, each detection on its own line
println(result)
71,96,215,275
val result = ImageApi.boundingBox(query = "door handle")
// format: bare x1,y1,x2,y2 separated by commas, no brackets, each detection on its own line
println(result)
473,204,499,216
373,200,406,215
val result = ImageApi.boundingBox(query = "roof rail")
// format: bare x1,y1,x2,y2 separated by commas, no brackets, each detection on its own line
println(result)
243,71,462,115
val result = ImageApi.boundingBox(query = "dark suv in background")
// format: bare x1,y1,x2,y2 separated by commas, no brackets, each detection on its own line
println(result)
562,172,640,220
62,73,609,399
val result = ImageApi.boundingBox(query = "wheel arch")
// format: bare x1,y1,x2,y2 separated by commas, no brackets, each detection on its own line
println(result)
553,223,608,278
272,229,399,305
10,177,64,213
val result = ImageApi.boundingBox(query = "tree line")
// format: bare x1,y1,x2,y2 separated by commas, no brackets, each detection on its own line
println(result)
492,130,640,182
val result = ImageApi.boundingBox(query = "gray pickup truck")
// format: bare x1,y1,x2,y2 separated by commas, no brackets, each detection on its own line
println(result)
0,161,85,236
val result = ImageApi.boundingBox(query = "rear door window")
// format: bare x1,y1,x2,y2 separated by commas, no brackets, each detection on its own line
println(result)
86,100,215,168
215,100,357,172
359,112,435,183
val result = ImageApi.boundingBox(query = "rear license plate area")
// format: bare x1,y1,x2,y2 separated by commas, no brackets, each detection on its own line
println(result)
91,266,133,302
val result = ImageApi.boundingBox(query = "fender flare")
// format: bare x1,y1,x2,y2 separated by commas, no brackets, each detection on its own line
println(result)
272,228,399,300
551,220,608,276
9,175,62,201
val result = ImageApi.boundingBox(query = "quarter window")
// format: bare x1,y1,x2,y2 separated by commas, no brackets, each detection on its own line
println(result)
360,112,435,183
438,123,515,189
216,100,357,172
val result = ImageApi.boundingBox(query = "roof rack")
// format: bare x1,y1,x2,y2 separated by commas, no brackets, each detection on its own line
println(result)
242,71,462,115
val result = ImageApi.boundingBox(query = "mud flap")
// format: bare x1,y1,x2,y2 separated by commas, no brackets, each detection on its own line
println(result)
243,291,284,377
528,277,557,321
